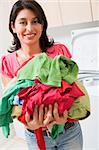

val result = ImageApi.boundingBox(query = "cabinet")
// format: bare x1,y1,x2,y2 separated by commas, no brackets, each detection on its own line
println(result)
37,0,94,27
1,0,98,29
59,0,92,25
91,0,99,21
36,0,62,27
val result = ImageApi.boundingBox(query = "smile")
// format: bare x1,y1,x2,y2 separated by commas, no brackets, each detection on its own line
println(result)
24,33,36,38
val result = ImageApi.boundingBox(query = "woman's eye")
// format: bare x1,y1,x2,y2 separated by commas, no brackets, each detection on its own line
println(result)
20,21,26,25
34,20,38,24
32,19,40,24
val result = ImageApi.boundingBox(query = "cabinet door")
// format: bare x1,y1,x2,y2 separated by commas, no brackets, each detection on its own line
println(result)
36,0,62,28
91,0,99,21
59,0,92,25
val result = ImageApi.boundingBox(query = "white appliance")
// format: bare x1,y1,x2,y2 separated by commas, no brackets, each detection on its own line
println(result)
71,27,99,150
71,27,99,71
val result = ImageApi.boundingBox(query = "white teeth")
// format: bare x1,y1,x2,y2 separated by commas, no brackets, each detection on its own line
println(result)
24,33,35,38
24,33,35,36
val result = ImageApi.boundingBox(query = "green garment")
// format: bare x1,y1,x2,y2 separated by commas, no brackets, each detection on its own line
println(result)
51,124,64,140
68,80,90,120
0,79,34,137
17,53,79,86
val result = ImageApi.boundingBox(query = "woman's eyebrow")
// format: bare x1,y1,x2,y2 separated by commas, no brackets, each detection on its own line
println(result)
32,17,38,20
18,17,38,21
18,18,26,21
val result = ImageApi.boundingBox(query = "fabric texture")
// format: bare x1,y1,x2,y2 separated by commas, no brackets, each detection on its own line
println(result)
17,53,79,86
17,80,84,121
68,80,90,120
1,51,19,78
0,79,34,137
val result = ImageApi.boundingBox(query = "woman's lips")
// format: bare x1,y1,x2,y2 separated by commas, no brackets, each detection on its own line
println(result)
24,33,36,39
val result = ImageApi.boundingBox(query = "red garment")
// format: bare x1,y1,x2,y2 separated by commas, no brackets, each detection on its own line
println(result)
17,80,84,121
17,80,84,150
34,128,46,150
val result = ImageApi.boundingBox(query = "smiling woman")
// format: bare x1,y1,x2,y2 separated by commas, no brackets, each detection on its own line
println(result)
8,0,53,54
0,0,85,150
11,8,43,55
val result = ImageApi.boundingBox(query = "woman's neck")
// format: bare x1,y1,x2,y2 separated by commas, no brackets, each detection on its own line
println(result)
21,44,42,58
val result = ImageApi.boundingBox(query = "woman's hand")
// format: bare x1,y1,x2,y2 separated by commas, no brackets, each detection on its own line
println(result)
43,105,54,126
25,103,68,130
44,103,68,127
53,103,68,124
25,104,44,130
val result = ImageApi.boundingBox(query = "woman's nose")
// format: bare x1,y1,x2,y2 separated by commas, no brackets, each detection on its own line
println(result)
26,23,33,31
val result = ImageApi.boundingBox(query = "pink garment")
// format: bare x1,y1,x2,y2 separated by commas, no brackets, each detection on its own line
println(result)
17,80,84,119
1,51,19,78
1,44,71,78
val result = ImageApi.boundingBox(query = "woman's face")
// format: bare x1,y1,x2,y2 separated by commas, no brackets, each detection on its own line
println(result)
12,8,43,46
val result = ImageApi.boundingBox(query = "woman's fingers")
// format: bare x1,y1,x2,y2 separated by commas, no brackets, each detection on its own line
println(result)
53,103,68,124
33,105,39,121
25,112,30,123
63,109,68,119
53,103,59,121
47,105,52,118
25,112,32,128
43,105,53,126
44,106,47,119
39,104,44,124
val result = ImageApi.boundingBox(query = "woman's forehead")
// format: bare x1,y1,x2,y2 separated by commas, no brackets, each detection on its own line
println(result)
16,8,37,20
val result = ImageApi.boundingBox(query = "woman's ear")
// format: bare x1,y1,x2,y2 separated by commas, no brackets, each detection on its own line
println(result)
11,22,16,33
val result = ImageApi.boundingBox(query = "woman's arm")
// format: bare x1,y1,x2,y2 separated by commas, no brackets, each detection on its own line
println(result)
0,73,13,88
0,73,45,130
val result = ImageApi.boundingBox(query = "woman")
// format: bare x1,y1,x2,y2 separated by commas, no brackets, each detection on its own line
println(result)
0,0,83,149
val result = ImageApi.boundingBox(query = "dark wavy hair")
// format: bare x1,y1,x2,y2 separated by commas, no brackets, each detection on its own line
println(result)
8,0,54,52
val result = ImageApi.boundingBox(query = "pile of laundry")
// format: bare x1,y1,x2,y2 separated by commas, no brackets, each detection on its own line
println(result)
0,53,90,150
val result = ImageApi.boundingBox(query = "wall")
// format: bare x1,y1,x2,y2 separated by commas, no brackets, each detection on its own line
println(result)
0,1,13,56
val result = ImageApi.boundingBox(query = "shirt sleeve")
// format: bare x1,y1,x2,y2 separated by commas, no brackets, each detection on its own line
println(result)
0,55,14,78
56,44,72,58
47,43,72,59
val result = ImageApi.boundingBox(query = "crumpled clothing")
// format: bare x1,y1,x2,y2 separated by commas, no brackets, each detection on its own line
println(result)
0,79,34,137
17,80,84,122
68,80,90,120
11,106,22,119
17,53,79,86
13,95,23,106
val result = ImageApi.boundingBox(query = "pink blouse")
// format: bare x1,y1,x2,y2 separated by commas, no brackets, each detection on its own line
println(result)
1,44,72,78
